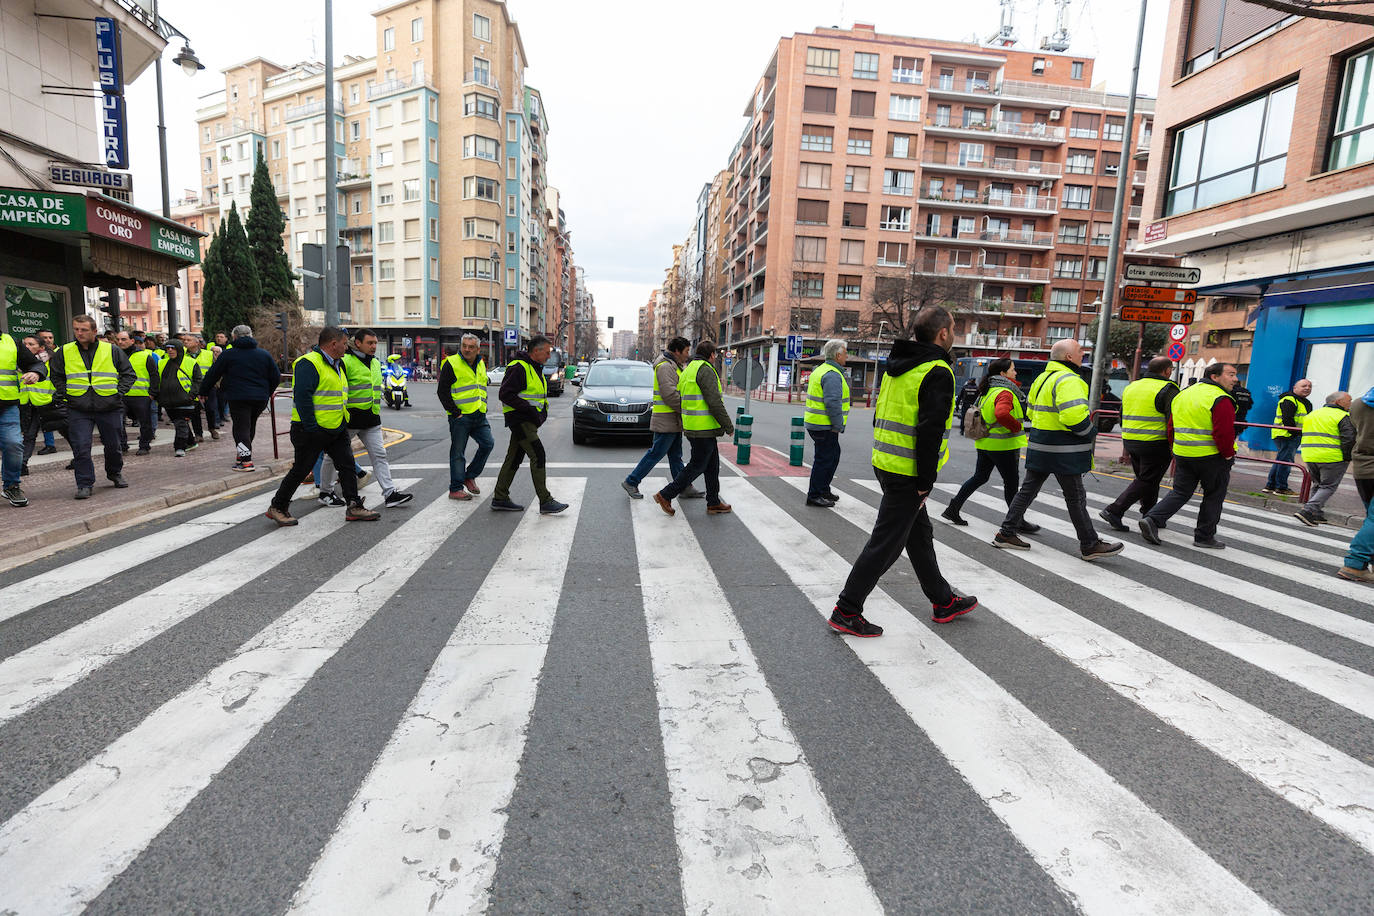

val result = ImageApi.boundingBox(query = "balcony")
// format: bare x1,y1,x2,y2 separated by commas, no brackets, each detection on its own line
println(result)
913,228,1054,249
1133,172,1147,186
965,298,1046,317
336,172,370,189
921,190,1058,214
464,71,501,93
920,151,1062,179
753,219,768,242
925,117,1065,144
1123,239,1173,260
367,74,434,101
881,183,916,197
349,245,373,258
284,99,344,121
922,262,1051,283
961,332,1047,350
750,290,766,307
1129,205,1143,221
927,75,996,99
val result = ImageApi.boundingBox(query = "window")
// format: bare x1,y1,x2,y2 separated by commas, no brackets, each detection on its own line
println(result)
473,13,491,40
791,272,824,298
1104,116,1125,142
847,128,872,155
892,56,922,84
404,296,421,318
402,179,420,202
924,212,941,235
800,124,833,152
1167,82,1296,215
464,297,496,319
876,241,907,266
463,257,495,280
839,239,864,264
837,279,862,301
429,178,439,202
349,83,359,105
853,52,879,80
796,199,829,225
383,27,395,51
314,194,325,214
889,95,920,121
294,198,307,218
464,134,500,160
1062,184,1091,209
880,205,910,230
962,107,988,128
404,218,420,241
464,176,499,201
313,121,325,143
1330,48,1374,170
1184,0,1288,74
806,47,839,76
203,155,212,173
1047,326,1073,341
402,97,419,121
1102,151,1121,176
1066,149,1095,174
377,183,394,205
794,236,826,262
842,202,867,228
411,17,423,42
844,165,869,192
430,139,439,162
882,168,914,195
352,194,362,214
803,86,837,113
1092,221,1112,245
1054,256,1083,279
429,218,438,242
1032,58,1047,76
850,91,876,118
1058,221,1087,244
377,221,394,242
464,217,498,240
429,97,438,121
472,57,491,86
1069,112,1099,139
465,92,498,119
507,156,518,178
1071,61,1084,80
375,104,392,128
378,259,395,281
507,194,517,216
1050,289,1079,312
1087,257,1108,281
1094,185,1116,211
377,145,394,167
887,133,914,158
403,257,421,281
798,162,831,189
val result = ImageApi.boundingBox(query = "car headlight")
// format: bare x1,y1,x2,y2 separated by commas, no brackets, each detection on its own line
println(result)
574,397,590,408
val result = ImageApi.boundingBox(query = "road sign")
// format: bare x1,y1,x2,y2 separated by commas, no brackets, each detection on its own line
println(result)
503,326,518,346
1169,324,1188,341
784,334,803,360
1120,305,1195,324
1122,285,1197,304
1124,264,1201,284
730,358,765,391
1168,341,1186,361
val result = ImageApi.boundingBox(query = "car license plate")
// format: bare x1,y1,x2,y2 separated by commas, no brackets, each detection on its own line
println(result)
607,414,640,423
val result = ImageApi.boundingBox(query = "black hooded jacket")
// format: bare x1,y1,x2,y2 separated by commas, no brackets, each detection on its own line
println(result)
879,338,954,492
198,336,281,403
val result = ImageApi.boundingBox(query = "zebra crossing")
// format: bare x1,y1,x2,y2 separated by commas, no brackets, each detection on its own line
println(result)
0,470,1370,913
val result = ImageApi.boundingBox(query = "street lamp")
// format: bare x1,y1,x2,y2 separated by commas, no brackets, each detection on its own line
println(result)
153,0,202,337
490,247,501,364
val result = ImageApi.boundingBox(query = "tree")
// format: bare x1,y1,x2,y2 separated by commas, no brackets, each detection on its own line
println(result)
1085,317,1169,370
1245,1,1374,25
864,261,977,340
201,202,262,336
245,151,295,305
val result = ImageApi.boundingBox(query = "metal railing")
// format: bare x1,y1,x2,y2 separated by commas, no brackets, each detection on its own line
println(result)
926,117,1066,141
920,151,1064,177
464,71,500,92
922,190,1058,212
284,99,343,120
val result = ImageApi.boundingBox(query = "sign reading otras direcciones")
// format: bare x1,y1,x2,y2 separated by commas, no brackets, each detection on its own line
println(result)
0,191,87,231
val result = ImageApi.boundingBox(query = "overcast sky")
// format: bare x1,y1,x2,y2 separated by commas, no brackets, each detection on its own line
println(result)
124,0,1169,339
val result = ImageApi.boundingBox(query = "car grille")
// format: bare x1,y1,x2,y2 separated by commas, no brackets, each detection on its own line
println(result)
596,401,649,414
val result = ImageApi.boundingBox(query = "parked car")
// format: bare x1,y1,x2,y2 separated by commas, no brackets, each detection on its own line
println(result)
543,349,565,397
571,359,653,445
486,365,506,387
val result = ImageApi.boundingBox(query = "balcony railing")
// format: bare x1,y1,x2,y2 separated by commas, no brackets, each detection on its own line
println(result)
924,263,1051,282
464,71,500,92
921,190,1058,212
920,151,1063,177
367,74,433,100
881,184,915,196
284,99,343,121
1129,205,1143,220
892,68,923,84
962,332,1046,349
966,298,1045,316
914,228,1054,247
929,76,995,94
749,290,766,307
926,116,1066,142
1133,172,1147,186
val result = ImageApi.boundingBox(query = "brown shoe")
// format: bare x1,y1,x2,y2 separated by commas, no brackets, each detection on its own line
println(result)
449,489,472,500
464,477,481,495
706,502,732,515
265,505,298,527
1337,565,1374,584
653,492,675,516
346,500,381,521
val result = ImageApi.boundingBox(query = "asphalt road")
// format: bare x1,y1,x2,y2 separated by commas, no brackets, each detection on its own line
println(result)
0,382,1370,915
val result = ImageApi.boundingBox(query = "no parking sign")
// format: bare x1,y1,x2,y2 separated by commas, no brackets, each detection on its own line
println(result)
1168,341,1185,361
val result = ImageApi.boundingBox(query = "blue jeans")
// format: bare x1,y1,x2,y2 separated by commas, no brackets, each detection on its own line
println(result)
448,412,495,491
1,404,22,487
626,430,685,487
807,429,841,499
314,447,363,488
1346,489,1374,570
43,429,54,448
1266,437,1299,489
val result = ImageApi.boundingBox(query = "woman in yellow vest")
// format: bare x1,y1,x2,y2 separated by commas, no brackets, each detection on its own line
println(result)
941,357,1027,526
2,330,49,507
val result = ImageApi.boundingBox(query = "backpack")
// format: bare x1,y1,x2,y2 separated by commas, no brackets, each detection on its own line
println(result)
963,398,989,439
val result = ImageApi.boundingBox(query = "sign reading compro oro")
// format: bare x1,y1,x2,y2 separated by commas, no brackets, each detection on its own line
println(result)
0,191,87,231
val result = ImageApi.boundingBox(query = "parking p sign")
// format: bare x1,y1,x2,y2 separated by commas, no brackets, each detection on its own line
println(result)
503,326,518,346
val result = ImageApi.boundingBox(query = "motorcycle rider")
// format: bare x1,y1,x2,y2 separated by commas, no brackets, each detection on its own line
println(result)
383,354,411,408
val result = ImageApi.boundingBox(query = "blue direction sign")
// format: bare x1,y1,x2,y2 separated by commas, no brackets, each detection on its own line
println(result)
503,326,518,346
784,334,804,360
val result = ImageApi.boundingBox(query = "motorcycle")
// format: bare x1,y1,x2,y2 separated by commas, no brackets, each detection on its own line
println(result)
384,372,409,409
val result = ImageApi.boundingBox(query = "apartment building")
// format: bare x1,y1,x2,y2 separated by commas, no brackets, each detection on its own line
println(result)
191,0,574,364
1137,2,1374,451
610,329,636,358
704,23,1161,391
637,289,657,358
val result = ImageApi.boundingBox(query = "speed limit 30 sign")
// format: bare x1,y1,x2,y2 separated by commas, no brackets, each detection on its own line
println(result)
1169,324,1188,342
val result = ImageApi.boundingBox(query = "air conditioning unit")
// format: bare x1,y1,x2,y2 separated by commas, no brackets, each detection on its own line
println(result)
1039,179,1054,190
1049,110,1062,121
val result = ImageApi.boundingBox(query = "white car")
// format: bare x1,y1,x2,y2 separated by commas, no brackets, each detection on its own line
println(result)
487,366,506,386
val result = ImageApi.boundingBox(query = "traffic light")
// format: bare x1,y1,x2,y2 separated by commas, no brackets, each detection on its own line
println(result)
607,316,614,328
97,288,119,329
274,311,287,331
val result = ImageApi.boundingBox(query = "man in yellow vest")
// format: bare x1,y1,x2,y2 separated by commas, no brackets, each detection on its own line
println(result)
653,340,735,516
995,338,1123,560
622,336,699,500
1099,356,1179,531
831,307,978,636
1294,391,1355,527
115,330,157,455
317,328,413,509
804,339,850,507
47,314,136,499
266,326,380,525
438,332,495,501
1264,378,1312,495
1139,361,1239,549
491,335,568,514
2,329,47,507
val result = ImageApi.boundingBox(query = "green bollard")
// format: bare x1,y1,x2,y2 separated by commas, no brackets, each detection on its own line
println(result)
790,416,805,466
734,405,746,445
735,413,753,465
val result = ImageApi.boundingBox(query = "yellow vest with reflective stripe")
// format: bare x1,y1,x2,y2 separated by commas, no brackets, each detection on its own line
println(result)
1170,382,1232,458
651,354,682,415
189,349,213,373
1273,394,1309,440
871,359,952,476
61,341,119,398
127,350,156,398
444,354,488,415
679,359,722,432
804,362,850,430
0,334,19,403
342,351,383,416
1300,406,1346,464
976,380,1027,451
290,351,348,429
160,355,196,394
501,359,547,415
1120,376,1175,442
21,375,55,407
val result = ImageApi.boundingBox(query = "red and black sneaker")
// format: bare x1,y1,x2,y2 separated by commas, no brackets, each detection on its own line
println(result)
932,594,978,624
828,607,883,637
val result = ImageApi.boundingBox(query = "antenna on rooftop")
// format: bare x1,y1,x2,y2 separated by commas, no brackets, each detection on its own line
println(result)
991,0,1017,46
1041,0,1071,51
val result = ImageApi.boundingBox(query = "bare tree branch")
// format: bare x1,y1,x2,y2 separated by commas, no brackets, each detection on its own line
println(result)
1242,0,1374,25
864,262,977,341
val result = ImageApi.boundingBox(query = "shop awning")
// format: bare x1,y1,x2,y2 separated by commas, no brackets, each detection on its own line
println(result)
88,237,181,288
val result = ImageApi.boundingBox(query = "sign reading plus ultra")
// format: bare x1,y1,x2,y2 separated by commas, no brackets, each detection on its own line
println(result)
94,17,128,170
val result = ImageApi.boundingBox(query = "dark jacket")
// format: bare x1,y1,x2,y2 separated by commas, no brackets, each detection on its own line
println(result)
158,355,202,410
1351,394,1374,480
49,340,135,413
684,358,734,439
1230,383,1253,433
198,336,281,403
881,339,954,492
436,353,486,416
1025,360,1097,476
1276,391,1313,438
498,350,547,429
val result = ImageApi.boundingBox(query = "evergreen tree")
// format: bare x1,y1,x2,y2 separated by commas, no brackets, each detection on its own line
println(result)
201,204,262,335
199,224,232,336
245,151,295,305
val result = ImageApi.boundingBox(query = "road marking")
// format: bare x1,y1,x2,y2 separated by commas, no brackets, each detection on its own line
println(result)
818,479,1374,855
0,481,489,914
0,497,268,625
629,480,881,914
289,480,584,914
915,482,1374,719
1080,488,1356,550
729,480,1274,915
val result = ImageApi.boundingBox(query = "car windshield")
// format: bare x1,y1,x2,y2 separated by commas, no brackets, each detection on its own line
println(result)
586,364,652,387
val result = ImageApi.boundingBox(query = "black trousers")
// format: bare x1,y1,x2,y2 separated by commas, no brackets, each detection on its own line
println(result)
1105,440,1172,517
806,429,841,499
493,421,551,503
229,399,268,460
1359,477,1374,510
947,448,1020,514
661,435,722,504
1001,468,1099,550
203,388,221,429
120,397,154,451
67,408,123,488
1145,455,1231,541
837,468,953,614
271,423,359,511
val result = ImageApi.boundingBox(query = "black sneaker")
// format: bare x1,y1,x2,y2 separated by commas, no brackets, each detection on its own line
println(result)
681,486,706,500
135,447,151,456
3,484,28,507
1081,540,1124,561
1138,517,1161,545
318,490,346,507
490,498,525,512
109,474,128,488
539,499,569,515
828,608,883,637
993,530,1030,550
1275,488,1297,496
36,445,57,456
940,506,968,526
932,594,978,623
824,492,841,502
1193,537,1226,549
383,490,414,508
1293,509,1319,528
1016,521,1041,534
1097,508,1128,532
